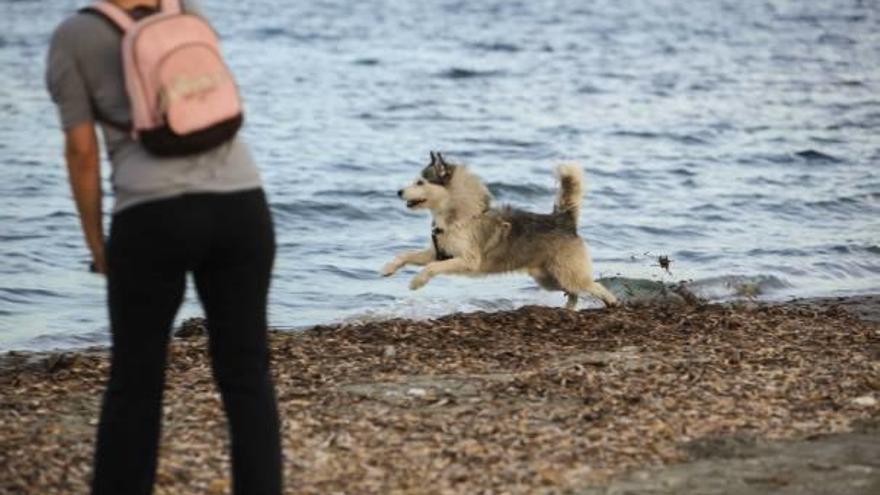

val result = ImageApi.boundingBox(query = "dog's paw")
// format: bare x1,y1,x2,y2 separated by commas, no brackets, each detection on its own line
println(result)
409,272,430,290
380,261,400,277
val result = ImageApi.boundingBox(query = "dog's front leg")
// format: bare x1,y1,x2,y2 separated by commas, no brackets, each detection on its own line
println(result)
381,248,435,277
409,257,475,290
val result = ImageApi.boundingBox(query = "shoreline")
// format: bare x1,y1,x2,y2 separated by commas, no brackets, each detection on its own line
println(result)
3,293,878,367
3,292,878,361
2,295,878,494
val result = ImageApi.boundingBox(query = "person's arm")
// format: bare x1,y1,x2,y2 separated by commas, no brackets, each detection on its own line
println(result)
64,122,106,274
47,19,107,274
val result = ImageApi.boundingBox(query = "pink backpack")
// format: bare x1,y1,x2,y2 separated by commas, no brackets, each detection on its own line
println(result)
84,0,243,156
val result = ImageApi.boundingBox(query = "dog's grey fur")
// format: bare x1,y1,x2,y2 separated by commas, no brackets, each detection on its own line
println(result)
382,152,618,309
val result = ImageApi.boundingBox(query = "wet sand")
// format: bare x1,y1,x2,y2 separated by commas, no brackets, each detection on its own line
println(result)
1,296,878,494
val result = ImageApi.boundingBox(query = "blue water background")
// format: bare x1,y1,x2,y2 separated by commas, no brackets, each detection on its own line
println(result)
1,0,878,351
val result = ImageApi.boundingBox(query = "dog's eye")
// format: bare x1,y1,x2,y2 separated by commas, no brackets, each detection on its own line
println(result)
416,180,425,186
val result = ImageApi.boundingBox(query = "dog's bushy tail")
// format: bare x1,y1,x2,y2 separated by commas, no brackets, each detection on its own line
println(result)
554,163,584,226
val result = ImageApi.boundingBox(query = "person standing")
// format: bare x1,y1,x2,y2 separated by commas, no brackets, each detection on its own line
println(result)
45,0,283,493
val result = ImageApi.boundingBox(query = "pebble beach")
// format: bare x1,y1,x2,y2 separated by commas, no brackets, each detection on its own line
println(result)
2,296,878,494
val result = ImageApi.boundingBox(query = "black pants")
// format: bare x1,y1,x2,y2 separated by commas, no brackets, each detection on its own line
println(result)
91,189,282,495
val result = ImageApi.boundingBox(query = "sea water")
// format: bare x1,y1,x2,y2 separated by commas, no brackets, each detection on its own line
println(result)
1,0,878,351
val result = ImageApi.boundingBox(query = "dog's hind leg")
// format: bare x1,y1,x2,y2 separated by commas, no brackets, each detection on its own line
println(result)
529,267,562,291
531,267,579,310
546,257,619,308
581,280,618,307
381,248,435,277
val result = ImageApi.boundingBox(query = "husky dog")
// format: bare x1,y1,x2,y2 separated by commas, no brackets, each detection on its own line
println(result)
381,152,618,309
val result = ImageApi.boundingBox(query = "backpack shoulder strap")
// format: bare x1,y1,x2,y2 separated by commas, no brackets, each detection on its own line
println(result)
160,0,182,14
76,2,135,131
81,1,135,32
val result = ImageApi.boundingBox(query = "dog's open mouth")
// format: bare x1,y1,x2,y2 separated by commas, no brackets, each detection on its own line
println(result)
406,199,426,208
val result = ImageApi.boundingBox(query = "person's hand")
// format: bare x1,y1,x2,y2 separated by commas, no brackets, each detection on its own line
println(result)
90,246,107,275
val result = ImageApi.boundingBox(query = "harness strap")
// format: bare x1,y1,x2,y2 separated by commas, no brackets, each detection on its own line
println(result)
431,226,453,261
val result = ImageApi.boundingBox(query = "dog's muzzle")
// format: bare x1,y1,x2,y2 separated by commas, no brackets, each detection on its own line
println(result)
399,189,426,208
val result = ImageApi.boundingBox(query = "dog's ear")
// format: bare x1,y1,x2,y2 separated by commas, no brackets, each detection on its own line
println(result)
432,151,450,181
436,152,449,167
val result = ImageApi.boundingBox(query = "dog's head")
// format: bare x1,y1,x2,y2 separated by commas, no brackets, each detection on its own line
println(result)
397,151,456,210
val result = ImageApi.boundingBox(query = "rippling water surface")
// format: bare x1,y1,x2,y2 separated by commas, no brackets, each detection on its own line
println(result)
1,0,878,351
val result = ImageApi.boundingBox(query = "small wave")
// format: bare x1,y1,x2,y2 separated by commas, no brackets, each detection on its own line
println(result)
461,137,540,148
577,84,603,94
0,287,63,304
829,100,880,111
253,27,287,39
272,200,373,221
384,101,433,112
588,168,649,180
827,118,880,131
593,186,629,199
596,72,637,81
821,244,880,255
795,149,842,163
608,130,709,145
17,210,76,222
810,136,846,145
695,213,730,222
312,188,389,199
538,124,583,136
813,261,880,279
0,35,39,49
316,264,379,281
249,27,341,43
739,151,844,166
597,277,693,304
687,274,792,300
469,42,521,53
486,182,553,198
802,193,878,214
817,33,857,45
687,82,716,92
674,250,724,262
609,131,661,139
438,68,506,79
353,58,381,66
333,162,371,172
632,225,708,238
0,234,46,242
689,202,725,212
746,247,811,257
3,329,109,353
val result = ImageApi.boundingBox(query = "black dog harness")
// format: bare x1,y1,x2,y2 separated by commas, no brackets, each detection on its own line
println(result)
431,224,453,261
